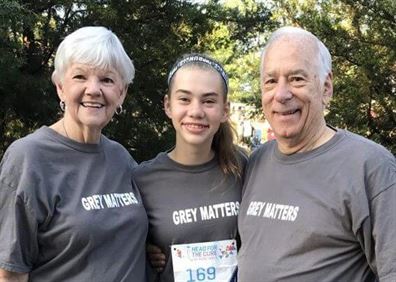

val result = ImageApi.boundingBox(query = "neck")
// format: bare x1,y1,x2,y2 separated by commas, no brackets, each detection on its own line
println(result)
50,118,101,144
169,143,215,165
277,125,335,155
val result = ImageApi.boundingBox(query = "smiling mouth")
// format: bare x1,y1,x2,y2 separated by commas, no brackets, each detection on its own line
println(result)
182,123,209,129
276,109,300,115
81,102,104,108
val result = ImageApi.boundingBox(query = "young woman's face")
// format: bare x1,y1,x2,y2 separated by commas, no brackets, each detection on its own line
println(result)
164,66,228,149
56,63,126,133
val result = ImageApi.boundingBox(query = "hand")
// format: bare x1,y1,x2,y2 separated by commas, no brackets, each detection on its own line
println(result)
146,244,166,273
0,269,28,282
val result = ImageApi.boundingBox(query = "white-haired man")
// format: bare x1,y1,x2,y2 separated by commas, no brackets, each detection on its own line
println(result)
238,26,396,281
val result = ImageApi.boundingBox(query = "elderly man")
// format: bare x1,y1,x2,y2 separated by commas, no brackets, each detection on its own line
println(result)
238,26,396,281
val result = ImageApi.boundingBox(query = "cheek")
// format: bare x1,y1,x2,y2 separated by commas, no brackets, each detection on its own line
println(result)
261,95,271,113
167,106,184,121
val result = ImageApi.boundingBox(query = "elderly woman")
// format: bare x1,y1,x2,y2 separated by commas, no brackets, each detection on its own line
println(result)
0,26,147,281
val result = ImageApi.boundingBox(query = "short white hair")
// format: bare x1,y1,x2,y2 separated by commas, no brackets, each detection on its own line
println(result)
260,26,332,84
52,26,135,86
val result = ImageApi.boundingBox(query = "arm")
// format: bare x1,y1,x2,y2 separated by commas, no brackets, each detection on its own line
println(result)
146,243,166,273
359,152,396,282
0,269,28,282
371,185,396,282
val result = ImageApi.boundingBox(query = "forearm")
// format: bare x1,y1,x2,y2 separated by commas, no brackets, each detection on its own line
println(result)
0,269,28,282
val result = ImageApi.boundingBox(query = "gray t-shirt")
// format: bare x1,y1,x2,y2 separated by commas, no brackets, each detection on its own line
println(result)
133,152,243,282
238,129,396,282
0,126,148,282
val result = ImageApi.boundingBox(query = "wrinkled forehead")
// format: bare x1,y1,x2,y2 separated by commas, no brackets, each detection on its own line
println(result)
67,62,118,74
269,36,317,57
263,36,319,71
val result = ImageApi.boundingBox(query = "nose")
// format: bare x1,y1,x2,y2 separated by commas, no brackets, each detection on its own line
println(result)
274,79,292,103
188,100,204,118
85,77,102,96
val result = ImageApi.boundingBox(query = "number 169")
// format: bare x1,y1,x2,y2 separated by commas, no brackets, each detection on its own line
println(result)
186,267,216,281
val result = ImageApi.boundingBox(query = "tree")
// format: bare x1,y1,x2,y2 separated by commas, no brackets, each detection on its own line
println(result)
246,0,396,153
0,0,273,161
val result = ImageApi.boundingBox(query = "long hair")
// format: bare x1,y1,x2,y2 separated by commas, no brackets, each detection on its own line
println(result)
212,119,245,179
168,53,244,179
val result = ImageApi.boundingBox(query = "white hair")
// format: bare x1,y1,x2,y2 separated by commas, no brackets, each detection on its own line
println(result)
52,26,135,86
260,26,332,84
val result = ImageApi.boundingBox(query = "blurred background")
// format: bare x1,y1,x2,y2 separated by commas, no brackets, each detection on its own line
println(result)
0,0,395,161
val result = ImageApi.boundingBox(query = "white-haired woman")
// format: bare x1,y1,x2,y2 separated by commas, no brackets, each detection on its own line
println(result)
0,26,147,282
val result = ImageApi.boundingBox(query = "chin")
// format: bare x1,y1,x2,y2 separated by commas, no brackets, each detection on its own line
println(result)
183,136,213,146
82,122,107,131
274,128,298,140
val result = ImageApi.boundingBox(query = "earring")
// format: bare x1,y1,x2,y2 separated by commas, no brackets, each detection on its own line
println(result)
115,105,123,115
59,101,66,112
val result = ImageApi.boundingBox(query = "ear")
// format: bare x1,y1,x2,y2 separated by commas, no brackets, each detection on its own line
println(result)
164,95,172,119
118,85,128,106
220,101,230,123
55,81,66,102
322,72,333,107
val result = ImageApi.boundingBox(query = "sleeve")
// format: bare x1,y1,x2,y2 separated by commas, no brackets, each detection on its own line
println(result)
370,184,396,282
0,150,39,273
358,153,396,282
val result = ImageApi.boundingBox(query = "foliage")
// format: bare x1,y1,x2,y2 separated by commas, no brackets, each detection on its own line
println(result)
1,0,394,159
264,0,396,153
0,0,273,161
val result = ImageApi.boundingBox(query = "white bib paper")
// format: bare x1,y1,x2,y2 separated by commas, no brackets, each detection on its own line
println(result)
171,239,237,282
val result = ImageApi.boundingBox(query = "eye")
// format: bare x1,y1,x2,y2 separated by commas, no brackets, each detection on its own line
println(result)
203,99,216,104
102,77,114,84
264,78,276,84
178,96,190,103
290,76,304,82
263,78,277,90
72,74,85,80
290,76,306,86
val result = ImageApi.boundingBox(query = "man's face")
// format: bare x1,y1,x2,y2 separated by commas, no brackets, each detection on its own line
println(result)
261,38,332,150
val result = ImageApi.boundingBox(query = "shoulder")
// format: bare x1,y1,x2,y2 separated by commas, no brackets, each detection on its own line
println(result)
338,130,394,164
132,152,167,177
248,140,276,164
0,128,50,190
132,152,171,191
235,145,249,168
101,136,137,167
336,129,395,196
1,127,49,164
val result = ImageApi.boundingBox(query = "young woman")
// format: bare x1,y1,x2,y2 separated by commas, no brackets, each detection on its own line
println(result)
0,26,147,282
133,53,245,282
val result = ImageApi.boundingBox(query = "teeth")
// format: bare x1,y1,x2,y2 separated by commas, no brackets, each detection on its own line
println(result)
282,110,297,115
81,102,103,108
184,123,207,128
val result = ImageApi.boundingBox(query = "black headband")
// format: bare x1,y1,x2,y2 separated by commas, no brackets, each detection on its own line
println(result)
167,55,229,93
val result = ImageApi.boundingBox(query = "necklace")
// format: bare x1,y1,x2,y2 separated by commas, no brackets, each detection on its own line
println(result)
62,119,69,138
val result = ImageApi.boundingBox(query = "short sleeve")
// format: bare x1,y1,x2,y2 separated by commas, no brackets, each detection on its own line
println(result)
0,149,39,273
357,153,396,282
371,185,396,282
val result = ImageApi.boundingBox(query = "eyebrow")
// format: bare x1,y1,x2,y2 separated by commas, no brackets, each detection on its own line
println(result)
70,67,116,76
264,69,309,78
174,89,221,97
288,69,309,77
70,67,86,73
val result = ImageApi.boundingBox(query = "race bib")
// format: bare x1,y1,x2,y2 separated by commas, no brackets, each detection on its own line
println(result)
171,239,237,282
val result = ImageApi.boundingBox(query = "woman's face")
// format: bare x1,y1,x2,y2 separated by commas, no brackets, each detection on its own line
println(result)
56,63,126,133
164,67,228,149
